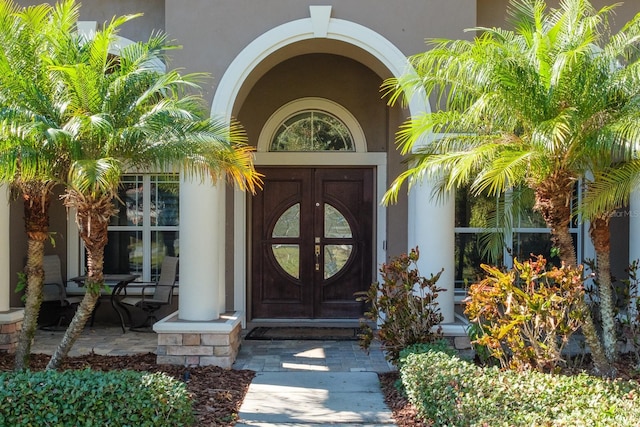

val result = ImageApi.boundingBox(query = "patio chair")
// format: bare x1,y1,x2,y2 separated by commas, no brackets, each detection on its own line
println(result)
118,256,179,331
40,254,83,330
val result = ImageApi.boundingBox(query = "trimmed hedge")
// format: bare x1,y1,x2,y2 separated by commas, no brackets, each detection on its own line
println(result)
0,369,194,426
400,348,640,426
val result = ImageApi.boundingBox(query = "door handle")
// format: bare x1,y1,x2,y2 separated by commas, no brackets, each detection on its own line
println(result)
315,244,321,271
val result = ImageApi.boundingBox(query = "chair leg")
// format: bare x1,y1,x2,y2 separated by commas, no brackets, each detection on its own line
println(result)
129,308,159,332
40,304,76,331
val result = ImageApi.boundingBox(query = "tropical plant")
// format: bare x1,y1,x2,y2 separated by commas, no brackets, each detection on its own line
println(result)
356,247,444,364
382,0,640,375
0,0,74,370
464,255,586,372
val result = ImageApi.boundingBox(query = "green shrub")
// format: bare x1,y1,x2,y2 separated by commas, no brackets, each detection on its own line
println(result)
398,340,457,367
400,349,640,427
0,369,194,426
356,247,444,364
464,255,586,372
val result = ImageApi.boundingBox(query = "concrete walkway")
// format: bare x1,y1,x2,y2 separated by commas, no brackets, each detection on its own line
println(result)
233,339,396,426
236,371,395,426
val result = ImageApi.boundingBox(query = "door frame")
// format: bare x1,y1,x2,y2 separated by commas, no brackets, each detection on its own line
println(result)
234,152,387,324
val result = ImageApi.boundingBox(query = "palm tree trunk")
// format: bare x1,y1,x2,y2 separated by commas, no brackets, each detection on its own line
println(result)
14,240,45,370
47,197,111,370
46,291,100,370
589,215,617,362
14,186,51,370
533,173,577,268
533,173,612,375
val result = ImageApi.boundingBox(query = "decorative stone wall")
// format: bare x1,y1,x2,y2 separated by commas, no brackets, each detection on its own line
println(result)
154,311,243,368
0,318,21,353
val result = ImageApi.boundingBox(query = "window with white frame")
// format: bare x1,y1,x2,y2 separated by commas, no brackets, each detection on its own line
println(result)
454,185,580,291
102,174,179,282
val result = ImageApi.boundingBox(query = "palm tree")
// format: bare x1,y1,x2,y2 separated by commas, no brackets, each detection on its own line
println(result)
0,1,75,370
37,2,260,370
383,0,640,374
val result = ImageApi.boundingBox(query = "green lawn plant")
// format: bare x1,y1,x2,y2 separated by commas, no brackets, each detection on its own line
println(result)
464,255,586,372
356,247,444,364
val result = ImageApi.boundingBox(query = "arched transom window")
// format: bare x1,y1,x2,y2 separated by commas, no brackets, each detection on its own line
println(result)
258,97,367,153
271,110,354,152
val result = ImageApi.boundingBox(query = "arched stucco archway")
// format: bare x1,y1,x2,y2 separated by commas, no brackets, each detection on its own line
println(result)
175,5,456,324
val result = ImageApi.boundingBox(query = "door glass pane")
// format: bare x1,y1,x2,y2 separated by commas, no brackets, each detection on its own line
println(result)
325,204,352,238
273,204,300,237
324,245,352,279
272,244,300,279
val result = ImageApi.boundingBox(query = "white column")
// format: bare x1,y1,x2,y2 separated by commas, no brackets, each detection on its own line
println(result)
629,190,640,318
0,185,9,312
178,175,224,321
217,186,226,315
408,182,455,323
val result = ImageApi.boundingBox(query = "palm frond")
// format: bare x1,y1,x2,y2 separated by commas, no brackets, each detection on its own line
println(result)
581,161,640,219
67,158,122,199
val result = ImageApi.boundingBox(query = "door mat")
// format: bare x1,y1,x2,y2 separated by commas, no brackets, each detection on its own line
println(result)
244,326,363,341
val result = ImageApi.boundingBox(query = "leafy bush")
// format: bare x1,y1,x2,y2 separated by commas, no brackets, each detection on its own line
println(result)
398,340,457,367
464,255,586,372
400,348,640,427
0,369,194,426
356,247,444,364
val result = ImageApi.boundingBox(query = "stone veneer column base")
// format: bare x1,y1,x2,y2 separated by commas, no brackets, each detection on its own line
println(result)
153,311,242,368
0,309,24,353
441,322,475,359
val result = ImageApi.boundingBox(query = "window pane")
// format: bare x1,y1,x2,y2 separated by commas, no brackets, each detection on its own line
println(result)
272,244,299,279
324,244,352,279
454,233,500,289
455,187,496,228
513,187,546,228
153,176,180,227
111,176,144,226
153,230,180,260
271,111,354,152
512,232,576,267
150,232,180,281
325,204,352,238
273,204,300,237
104,230,142,275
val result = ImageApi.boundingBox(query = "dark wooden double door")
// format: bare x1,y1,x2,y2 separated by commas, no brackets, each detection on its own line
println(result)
251,168,373,319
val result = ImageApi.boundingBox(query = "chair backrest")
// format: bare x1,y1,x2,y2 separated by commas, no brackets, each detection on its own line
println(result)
153,256,179,303
42,255,65,302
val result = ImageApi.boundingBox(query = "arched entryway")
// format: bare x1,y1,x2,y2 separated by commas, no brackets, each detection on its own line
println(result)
205,5,456,325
